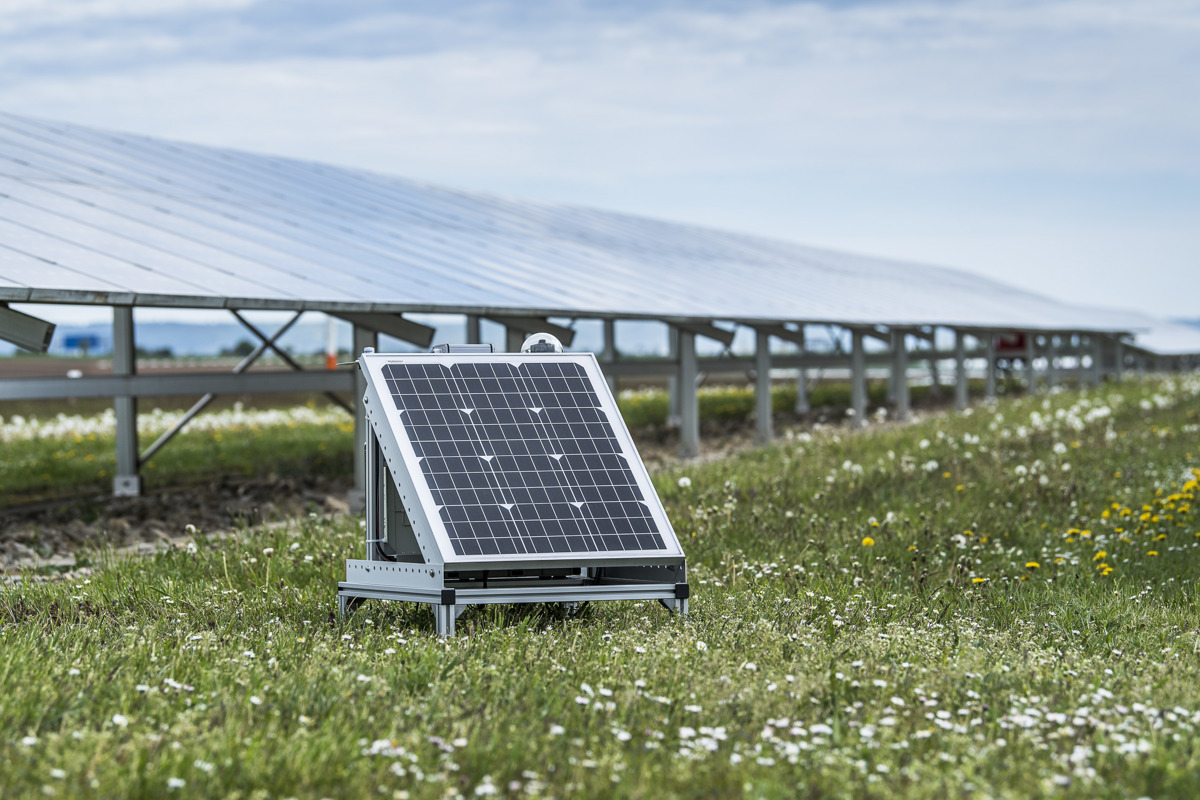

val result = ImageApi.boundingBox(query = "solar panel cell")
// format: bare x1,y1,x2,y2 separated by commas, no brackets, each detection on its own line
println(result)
382,358,669,557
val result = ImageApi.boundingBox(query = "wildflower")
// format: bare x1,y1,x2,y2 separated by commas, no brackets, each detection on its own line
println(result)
1093,551,1107,561
677,476,692,488
250,696,262,706
112,714,129,728
742,662,758,672
1025,562,1040,570
1147,551,1159,557
862,537,875,547
167,778,185,789
549,725,565,736
972,577,987,584
696,641,708,652
262,547,274,556
21,736,37,747
50,769,66,779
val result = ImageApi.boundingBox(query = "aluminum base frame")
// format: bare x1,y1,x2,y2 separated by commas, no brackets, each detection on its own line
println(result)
338,577,689,637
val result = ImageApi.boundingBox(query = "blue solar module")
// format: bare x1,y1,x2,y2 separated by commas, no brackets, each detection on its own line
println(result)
382,358,668,557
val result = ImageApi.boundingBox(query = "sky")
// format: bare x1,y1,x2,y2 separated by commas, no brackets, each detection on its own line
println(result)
0,0,1197,324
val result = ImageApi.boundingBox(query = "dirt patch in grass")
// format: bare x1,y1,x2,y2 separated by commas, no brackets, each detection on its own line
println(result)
1,474,354,572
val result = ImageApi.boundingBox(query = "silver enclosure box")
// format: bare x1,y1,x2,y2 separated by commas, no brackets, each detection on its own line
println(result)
338,349,688,636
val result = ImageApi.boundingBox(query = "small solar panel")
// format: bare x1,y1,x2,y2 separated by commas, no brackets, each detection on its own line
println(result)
360,352,683,566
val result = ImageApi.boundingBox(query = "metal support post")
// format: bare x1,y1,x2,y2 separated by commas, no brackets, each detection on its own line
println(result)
891,329,909,422
850,329,866,428
678,329,700,458
954,330,968,411
1047,336,1060,388
984,333,997,400
1114,337,1125,381
112,306,141,497
1090,335,1103,386
602,318,617,395
505,326,525,354
667,326,681,427
465,314,480,344
351,325,379,511
1024,333,1037,392
794,327,810,415
754,330,773,444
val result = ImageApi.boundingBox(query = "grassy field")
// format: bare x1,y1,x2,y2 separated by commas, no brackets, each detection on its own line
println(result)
2,376,1199,798
0,379,1008,505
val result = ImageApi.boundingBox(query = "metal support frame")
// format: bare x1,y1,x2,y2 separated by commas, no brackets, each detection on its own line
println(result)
339,578,687,638
1090,335,1103,386
0,303,55,352
486,316,577,348
984,333,997,400
1025,333,1037,391
668,320,736,349
891,328,909,422
1047,335,1060,388
850,328,866,428
465,315,481,344
754,329,773,444
678,329,700,457
1114,336,1125,381
794,326,810,415
601,318,617,394
954,330,968,411
112,306,140,497
666,326,681,427
341,405,688,637
333,313,435,349
351,325,378,507
138,311,306,467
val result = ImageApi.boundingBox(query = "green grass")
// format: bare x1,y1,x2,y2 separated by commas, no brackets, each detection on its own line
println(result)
2,377,1200,798
0,379,1021,504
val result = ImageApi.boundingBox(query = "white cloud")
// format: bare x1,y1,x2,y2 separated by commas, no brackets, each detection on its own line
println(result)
0,0,1197,315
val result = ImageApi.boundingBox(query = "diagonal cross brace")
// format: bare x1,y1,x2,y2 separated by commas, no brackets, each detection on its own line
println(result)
138,311,349,466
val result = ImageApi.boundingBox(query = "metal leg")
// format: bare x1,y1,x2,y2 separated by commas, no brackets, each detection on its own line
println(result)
850,329,866,428
754,330,773,444
678,329,700,458
339,594,363,619
435,604,456,638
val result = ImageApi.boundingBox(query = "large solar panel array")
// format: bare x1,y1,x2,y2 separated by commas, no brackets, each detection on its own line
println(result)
381,358,668,558
4,110,1200,355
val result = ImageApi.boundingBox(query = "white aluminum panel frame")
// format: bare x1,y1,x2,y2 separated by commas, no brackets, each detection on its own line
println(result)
359,351,686,570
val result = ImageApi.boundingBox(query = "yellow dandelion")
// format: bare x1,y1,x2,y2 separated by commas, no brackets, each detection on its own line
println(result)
907,544,918,552
1147,550,1159,556
972,577,988,584
1093,551,1107,561
942,471,951,479
1026,561,1040,569
862,536,875,547
955,484,965,492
